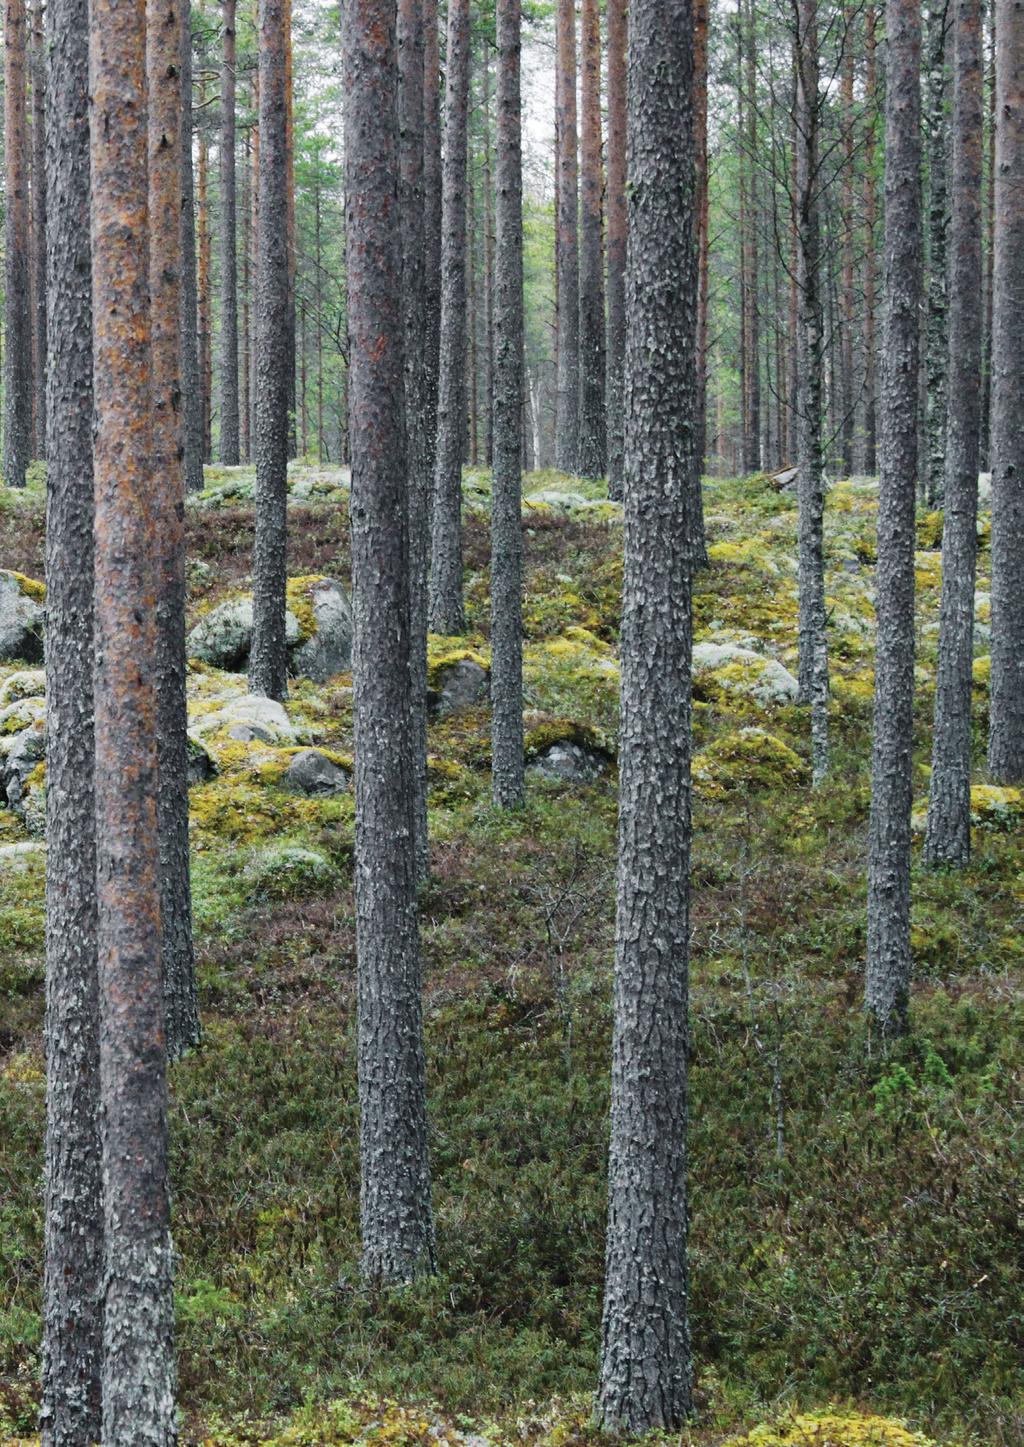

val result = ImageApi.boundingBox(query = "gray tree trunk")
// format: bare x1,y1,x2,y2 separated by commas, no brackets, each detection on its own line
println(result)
4,0,32,488
181,5,205,495
987,0,1024,781
794,0,829,782
553,0,579,474
596,0,698,1429
604,0,626,498
218,0,241,464
490,0,525,809
40,4,102,1439
924,0,951,506
422,0,442,509
576,0,605,479
926,0,984,867
866,0,922,1039
91,0,177,1436
31,0,46,459
250,0,291,701
399,0,431,878
427,0,470,635
344,0,435,1285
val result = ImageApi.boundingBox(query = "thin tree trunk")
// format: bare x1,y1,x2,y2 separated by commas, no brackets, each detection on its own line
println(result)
343,0,435,1284
4,0,32,487
422,0,442,499
924,0,951,504
862,3,879,474
241,125,252,463
987,0,1024,779
467,156,479,467
40,2,102,1438
181,1,205,493
926,0,984,867
980,0,995,469
491,0,525,809
219,0,240,462
865,0,922,1039
694,0,709,473
605,0,626,498
91,0,176,1435
250,67,260,458
577,0,605,478
553,0,579,473
250,0,291,700
742,0,760,474
31,0,46,459
284,0,297,459
198,124,213,461
596,0,698,1429
428,0,470,634
840,4,855,476
482,44,494,466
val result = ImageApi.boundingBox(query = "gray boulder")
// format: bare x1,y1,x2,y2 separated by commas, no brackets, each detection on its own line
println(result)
428,658,489,718
282,748,350,796
0,572,44,663
187,598,300,672
527,740,606,782
186,577,353,682
0,669,45,706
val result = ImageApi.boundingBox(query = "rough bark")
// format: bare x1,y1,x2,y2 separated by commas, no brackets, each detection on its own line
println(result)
839,4,855,476
596,0,698,1429
427,0,470,635
862,4,879,475
4,0,32,487
490,0,525,809
343,0,435,1283
150,0,200,1057
741,0,760,475
198,125,213,460
924,0,952,504
553,0,579,474
577,0,605,479
987,0,1024,779
90,0,177,1436
398,0,431,876
284,0,298,460
40,3,102,1439
866,0,922,1039
218,0,241,463
926,0,984,867
31,0,46,458
605,0,626,498
250,0,291,701
181,4,205,494
422,0,442,499
794,0,829,781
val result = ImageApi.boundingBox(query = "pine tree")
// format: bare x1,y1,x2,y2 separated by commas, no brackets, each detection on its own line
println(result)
604,0,626,499
30,0,46,459
181,1,205,494
4,0,32,487
553,0,579,474
219,0,241,463
576,0,605,479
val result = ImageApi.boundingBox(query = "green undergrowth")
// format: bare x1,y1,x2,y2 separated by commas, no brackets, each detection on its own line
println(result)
0,469,1020,1446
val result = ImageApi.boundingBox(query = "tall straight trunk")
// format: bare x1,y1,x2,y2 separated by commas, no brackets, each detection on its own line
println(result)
314,168,323,461
250,0,291,700
398,0,431,877
553,0,579,473
40,2,101,1439
150,0,199,1058
839,4,855,476
241,126,252,463
428,0,470,634
481,45,494,465
198,125,213,461
91,0,176,1436
866,0,922,1038
597,0,698,1429
181,4,205,493
924,0,951,504
30,0,46,459
422,0,442,493
604,0,626,498
218,0,240,462
4,0,32,488
343,0,434,1284
250,68,260,456
577,0,605,478
741,0,760,474
284,0,298,459
694,0,709,473
987,0,1024,779
467,158,479,467
862,3,879,474
980,0,995,469
926,0,984,867
795,0,829,782
491,0,525,809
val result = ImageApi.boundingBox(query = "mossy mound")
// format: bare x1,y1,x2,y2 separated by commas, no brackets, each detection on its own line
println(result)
722,1409,949,1446
1,571,45,605
969,784,1024,832
692,726,808,802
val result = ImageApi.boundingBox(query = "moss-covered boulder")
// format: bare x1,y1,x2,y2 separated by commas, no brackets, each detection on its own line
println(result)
0,571,44,664
0,669,45,707
244,842,339,900
693,640,800,708
723,1409,947,1446
186,577,353,683
692,726,808,801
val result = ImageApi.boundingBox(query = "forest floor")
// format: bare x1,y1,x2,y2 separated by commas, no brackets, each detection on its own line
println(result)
0,465,1021,1446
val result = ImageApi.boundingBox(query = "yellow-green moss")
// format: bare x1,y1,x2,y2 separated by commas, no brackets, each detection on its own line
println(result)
426,641,490,690
916,511,944,550
692,726,807,801
970,784,1024,831
2,570,46,604
188,774,349,847
972,654,990,691
285,575,328,641
723,1409,949,1447
523,716,608,759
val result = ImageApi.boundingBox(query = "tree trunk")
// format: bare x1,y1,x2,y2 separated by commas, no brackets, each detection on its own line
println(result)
91,0,176,1435
4,0,32,488
865,0,922,1039
794,0,829,782
150,0,200,1058
422,0,442,502
198,124,213,461
553,0,579,473
250,67,260,458
428,0,470,634
604,0,626,498
926,0,984,867
31,0,46,459
40,3,102,1439
577,0,605,478
980,0,995,469
987,0,1024,780
862,3,879,475
241,124,252,463
399,0,431,877
481,45,494,466
181,4,205,493
284,0,297,459
491,0,525,809
694,0,709,468
924,0,951,504
250,0,291,701
840,4,855,476
596,0,697,1429
343,0,435,1284
741,0,760,474
219,0,240,462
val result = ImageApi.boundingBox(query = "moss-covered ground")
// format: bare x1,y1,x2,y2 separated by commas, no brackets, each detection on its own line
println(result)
0,466,1020,1445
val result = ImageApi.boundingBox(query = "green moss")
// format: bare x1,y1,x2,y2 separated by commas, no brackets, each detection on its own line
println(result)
692,726,808,801
723,1410,948,1447
188,773,350,846
523,716,609,759
916,511,945,550
285,575,329,641
426,639,490,690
